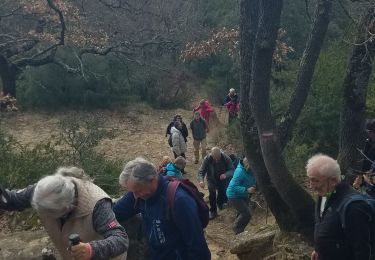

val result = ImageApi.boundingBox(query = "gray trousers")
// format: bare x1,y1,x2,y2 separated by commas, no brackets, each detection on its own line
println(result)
230,197,251,234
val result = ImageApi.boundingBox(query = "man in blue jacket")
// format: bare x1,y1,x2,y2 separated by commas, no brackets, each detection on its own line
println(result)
113,157,211,260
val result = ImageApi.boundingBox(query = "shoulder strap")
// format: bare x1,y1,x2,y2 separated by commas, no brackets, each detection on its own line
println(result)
166,180,180,222
337,194,370,229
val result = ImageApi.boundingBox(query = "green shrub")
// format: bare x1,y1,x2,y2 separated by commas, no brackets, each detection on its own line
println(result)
0,114,122,195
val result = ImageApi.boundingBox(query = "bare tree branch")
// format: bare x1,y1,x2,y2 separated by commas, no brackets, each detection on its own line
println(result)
46,0,66,45
0,7,21,18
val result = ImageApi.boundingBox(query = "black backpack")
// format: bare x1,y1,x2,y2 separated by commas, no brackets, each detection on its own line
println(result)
337,193,375,253
168,135,173,147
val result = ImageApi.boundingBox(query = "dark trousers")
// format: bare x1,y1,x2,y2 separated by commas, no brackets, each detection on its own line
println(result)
173,152,186,159
230,198,251,234
208,180,228,212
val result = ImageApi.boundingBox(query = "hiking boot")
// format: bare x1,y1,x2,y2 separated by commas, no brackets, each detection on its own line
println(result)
209,211,218,220
218,203,227,210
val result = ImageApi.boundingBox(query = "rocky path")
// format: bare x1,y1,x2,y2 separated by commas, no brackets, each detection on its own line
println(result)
0,106,269,259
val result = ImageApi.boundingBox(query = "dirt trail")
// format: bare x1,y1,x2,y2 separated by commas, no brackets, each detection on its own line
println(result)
0,106,271,259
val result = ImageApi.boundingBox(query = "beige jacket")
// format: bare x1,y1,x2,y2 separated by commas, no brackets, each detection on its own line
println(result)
39,178,126,260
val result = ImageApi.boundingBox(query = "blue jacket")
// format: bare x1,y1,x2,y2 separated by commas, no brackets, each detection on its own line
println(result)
165,163,183,179
226,162,256,199
113,176,211,260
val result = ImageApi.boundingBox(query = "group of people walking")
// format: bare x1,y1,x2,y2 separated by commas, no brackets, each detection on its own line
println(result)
0,89,249,260
6,88,375,260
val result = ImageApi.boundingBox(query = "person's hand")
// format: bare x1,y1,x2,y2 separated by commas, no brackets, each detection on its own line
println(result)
0,185,9,208
311,250,318,260
219,174,227,180
363,174,375,186
247,187,256,194
353,175,363,189
199,181,205,189
70,242,91,260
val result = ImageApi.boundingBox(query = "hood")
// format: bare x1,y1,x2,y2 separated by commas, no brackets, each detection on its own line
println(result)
166,162,178,172
171,126,181,135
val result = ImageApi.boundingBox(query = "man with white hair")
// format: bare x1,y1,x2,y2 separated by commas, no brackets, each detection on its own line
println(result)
0,167,128,260
198,147,234,220
306,154,373,260
113,157,211,260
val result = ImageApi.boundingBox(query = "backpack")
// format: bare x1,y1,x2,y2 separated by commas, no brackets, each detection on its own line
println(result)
337,193,375,251
165,177,209,228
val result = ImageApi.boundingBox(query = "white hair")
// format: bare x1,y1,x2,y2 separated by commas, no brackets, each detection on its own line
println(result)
211,147,221,156
32,173,76,213
119,157,158,186
229,88,235,93
306,154,341,180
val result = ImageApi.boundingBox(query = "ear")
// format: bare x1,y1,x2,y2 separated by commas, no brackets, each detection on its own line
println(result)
330,176,339,186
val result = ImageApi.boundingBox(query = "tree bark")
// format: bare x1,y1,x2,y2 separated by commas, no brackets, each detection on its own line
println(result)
249,0,315,239
338,9,375,176
0,55,17,97
278,0,333,149
240,0,299,232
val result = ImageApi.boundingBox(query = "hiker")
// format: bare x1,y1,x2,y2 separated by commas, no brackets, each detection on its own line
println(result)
190,112,208,164
165,114,188,147
165,156,186,179
353,173,375,198
0,167,128,260
307,154,373,260
193,99,214,128
223,88,240,123
113,157,211,260
171,120,187,159
158,155,172,175
226,157,256,234
198,147,234,220
362,119,375,172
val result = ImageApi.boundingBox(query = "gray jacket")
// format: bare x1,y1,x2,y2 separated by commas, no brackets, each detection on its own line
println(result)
197,152,234,184
190,118,207,141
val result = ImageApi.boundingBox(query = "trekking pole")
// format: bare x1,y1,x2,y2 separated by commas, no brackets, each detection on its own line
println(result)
68,234,81,249
266,204,269,225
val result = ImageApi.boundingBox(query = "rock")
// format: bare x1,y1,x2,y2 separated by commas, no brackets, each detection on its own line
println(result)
230,225,277,260
0,230,58,260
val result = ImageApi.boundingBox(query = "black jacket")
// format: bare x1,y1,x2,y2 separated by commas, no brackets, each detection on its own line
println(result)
197,153,234,185
166,121,188,142
314,181,373,260
362,138,375,172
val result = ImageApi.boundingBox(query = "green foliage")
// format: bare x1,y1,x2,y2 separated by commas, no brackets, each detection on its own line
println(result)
366,72,375,117
16,48,131,110
202,0,239,28
57,113,116,164
189,54,239,104
0,114,121,194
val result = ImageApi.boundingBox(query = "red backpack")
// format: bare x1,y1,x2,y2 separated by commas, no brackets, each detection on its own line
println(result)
165,177,209,228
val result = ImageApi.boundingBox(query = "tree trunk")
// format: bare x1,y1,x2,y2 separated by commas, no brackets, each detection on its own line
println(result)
248,0,315,239
278,0,332,149
338,9,375,176
0,55,17,97
240,0,300,232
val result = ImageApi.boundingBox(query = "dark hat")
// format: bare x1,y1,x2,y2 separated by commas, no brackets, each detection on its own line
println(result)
366,119,375,131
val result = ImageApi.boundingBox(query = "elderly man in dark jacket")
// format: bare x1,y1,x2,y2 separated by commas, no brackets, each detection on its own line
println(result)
307,154,373,260
198,147,234,220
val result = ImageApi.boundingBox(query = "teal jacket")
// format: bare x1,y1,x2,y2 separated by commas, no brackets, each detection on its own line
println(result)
226,161,256,199
165,163,183,179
